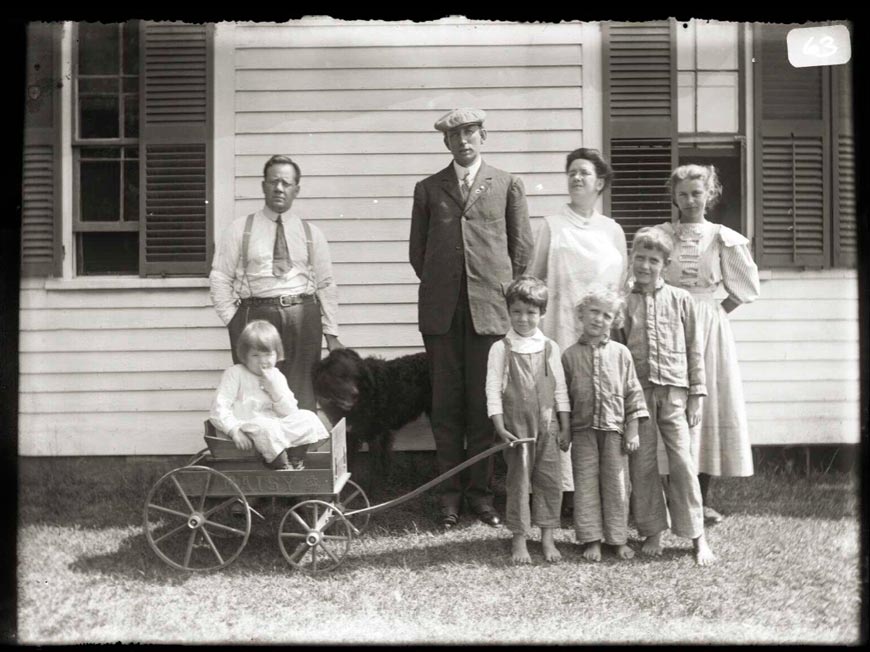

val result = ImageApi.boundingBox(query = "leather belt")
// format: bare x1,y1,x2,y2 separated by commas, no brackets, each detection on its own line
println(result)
238,293,315,307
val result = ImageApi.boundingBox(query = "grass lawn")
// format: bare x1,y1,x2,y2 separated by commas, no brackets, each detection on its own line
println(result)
17,455,863,644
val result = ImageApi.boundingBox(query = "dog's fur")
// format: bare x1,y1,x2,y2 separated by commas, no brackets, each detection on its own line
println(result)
313,348,431,487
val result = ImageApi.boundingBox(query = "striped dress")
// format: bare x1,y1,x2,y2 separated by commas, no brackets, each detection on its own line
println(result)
653,220,760,477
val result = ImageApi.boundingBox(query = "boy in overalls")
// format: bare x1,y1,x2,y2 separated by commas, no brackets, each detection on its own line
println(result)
485,276,571,563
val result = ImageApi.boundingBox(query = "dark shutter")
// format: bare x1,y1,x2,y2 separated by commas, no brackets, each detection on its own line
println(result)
833,58,855,268
139,22,213,276
21,23,61,277
603,21,678,245
753,24,831,268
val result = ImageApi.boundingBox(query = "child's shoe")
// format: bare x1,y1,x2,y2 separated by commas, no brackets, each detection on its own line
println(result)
288,458,305,471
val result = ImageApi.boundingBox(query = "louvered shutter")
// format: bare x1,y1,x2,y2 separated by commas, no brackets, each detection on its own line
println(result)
139,22,213,276
603,21,678,245
833,58,855,268
21,23,61,277
753,24,831,268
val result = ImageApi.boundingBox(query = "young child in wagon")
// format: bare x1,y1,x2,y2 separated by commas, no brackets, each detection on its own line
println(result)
622,227,716,565
210,320,330,470
485,276,571,564
561,285,648,562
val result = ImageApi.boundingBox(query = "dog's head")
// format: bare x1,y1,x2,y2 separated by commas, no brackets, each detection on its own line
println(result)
313,348,367,414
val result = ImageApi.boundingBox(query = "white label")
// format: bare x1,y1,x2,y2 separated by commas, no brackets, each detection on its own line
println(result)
787,25,851,68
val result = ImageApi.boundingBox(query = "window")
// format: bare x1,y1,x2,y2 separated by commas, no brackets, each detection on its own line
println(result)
675,21,746,237
68,21,213,277
602,20,854,269
73,22,141,274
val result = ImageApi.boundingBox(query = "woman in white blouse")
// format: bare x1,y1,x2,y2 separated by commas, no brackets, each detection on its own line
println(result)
654,164,761,524
529,148,628,501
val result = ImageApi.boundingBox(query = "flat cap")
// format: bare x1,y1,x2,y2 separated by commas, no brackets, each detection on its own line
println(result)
434,107,487,132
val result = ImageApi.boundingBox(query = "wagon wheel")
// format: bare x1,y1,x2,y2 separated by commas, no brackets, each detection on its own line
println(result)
143,466,251,571
278,499,353,573
334,479,371,536
185,448,210,466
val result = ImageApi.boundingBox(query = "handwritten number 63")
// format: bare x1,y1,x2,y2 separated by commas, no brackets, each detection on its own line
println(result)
802,35,838,58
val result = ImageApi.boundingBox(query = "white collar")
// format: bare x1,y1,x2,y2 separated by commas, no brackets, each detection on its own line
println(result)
453,158,482,184
506,327,547,352
263,205,294,222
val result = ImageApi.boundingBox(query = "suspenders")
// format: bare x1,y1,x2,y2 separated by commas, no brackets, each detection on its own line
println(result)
238,212,316,299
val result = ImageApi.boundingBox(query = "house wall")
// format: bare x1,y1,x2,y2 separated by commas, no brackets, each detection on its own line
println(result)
17,20,860,456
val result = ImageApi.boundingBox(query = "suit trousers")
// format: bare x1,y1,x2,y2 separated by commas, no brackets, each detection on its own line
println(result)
227,299,322,411
629,385,704,540
423,286,500,515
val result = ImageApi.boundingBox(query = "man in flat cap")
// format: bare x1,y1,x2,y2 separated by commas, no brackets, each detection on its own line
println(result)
410,108,534,530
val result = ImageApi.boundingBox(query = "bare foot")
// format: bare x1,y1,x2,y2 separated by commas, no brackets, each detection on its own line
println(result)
511,534,532,564
582,541,602,562
641,532,664,557
693,534,716,566
614,543,635,560
541,528,562,563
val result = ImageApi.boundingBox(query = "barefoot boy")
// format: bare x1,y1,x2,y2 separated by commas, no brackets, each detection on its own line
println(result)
561,286,649,562
622,228,716,565
485,276,571,563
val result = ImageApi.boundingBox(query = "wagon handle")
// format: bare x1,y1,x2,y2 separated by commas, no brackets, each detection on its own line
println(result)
342,437,535,519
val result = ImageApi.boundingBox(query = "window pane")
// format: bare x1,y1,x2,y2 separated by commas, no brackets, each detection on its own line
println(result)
697,72,739,132
80,95,119,138
80,160,120,221
78,232,139,275
122,21,140,75
79,78,118,94
123,76,138,93
124,160,140,221
124,93,139,138
78,23,119,75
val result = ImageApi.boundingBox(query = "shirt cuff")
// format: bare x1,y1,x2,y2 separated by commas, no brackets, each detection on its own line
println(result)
689,384,708,397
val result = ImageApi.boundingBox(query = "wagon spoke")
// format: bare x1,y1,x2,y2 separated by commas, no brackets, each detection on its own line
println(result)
182,530,197,568
289,510,310,532
290,543,309,564
321,534,348,541
199,528,225,566
152,521,190,545
203,497,240,518
170,475,197,513
318,541,340,564
343,488,362,505
197,472,213,511
147,503,190,520
203,519,246,537
279,532,307,541
309,545,318,571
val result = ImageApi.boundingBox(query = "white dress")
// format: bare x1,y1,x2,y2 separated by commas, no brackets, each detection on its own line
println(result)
529,205,628,490
209,364,330,463
654,221,760,477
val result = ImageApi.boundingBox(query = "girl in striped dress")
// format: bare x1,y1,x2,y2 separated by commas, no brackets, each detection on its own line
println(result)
653,165,761,523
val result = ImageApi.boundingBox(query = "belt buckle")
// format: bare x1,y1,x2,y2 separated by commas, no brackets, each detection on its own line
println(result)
279,294,295,307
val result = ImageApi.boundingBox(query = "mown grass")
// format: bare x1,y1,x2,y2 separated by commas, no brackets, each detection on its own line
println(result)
17,455,863,644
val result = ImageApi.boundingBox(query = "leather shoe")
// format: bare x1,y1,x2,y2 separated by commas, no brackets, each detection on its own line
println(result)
477,511,502,528
439,513,459,530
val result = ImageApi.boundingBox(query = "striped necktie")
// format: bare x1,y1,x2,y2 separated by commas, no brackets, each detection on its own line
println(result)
460,170,472,200
272,215,292,277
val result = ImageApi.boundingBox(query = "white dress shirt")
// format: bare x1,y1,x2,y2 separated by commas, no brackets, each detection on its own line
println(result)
209,206,339,335
453,157,483,192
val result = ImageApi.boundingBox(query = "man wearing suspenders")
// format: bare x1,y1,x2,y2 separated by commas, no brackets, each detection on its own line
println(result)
209,155,344,410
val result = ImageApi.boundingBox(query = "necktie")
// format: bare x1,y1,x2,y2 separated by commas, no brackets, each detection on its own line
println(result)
272,215,292,277
460,170,472,200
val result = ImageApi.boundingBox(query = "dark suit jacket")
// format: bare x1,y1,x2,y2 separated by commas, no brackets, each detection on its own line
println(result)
409,161,533,336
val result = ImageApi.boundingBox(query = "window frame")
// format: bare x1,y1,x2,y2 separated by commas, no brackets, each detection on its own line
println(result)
71,21,142,274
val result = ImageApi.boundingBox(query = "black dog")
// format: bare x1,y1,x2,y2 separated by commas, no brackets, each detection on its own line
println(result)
313,348,431,490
